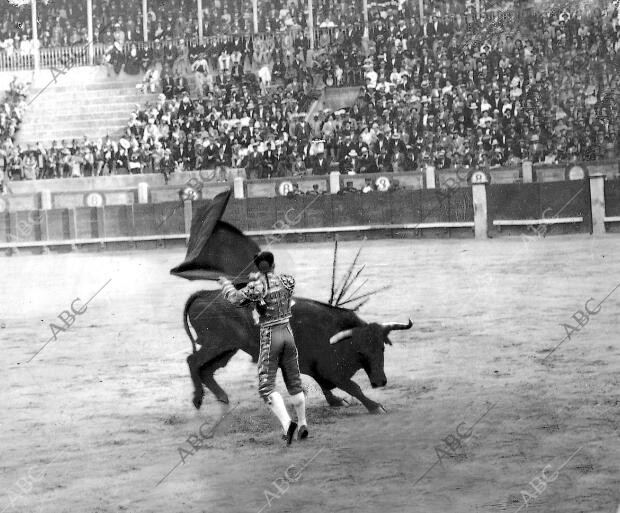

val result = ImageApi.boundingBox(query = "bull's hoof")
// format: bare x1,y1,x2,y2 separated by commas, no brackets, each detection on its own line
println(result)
192,394,203,410
216,396,230,405
328,397,350,408
368,404,387,415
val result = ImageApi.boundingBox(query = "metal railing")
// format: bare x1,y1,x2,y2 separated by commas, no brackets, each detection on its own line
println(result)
0,26,349,73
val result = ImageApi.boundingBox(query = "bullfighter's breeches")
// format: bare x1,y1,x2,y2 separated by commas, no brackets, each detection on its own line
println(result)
258,323,303,400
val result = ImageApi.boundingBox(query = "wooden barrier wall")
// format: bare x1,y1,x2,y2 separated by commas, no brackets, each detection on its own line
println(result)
0,190,475,247
2,160,619,215
3,176,620,251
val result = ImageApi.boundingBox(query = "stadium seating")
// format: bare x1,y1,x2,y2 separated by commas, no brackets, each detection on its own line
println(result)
0,0,618,185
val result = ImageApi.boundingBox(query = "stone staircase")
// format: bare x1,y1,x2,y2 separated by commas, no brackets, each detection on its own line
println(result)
16,72,158,147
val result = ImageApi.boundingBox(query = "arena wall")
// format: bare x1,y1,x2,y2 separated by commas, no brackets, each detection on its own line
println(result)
3,160,619,213
1,162,619,253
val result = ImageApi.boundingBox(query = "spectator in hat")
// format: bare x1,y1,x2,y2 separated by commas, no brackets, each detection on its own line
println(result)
342,149,360,175
312,150,331,175
358,146,377,174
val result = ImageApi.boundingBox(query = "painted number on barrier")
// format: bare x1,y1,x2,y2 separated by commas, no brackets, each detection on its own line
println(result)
471,172,488,184
84,193,104,207
278,181,294,196
566,165,586,180
375,176,391,191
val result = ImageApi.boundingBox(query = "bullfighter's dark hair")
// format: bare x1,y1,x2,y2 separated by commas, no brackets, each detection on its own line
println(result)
254,251,275,273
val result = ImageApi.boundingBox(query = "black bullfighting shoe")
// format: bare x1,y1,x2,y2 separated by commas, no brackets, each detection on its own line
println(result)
297,425,308,441
282,421,298,445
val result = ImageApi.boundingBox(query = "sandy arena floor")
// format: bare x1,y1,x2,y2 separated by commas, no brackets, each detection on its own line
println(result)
1,236,619,513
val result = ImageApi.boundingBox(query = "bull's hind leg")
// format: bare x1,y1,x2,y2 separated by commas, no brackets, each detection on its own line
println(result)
200,349,238,405
187,353,205,409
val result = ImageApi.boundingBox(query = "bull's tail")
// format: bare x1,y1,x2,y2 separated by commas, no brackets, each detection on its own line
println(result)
183,290,209,354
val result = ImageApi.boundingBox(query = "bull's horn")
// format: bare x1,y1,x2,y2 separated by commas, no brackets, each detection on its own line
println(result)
330,329,354,345
381,319,413,331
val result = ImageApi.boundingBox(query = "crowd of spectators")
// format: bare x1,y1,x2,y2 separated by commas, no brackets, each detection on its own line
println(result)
0,77,29,191
314,0,620,172
0,0,310,53
0,61,319,182
1,0,620,185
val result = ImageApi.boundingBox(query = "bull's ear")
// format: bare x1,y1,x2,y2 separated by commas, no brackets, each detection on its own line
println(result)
384,337,392,346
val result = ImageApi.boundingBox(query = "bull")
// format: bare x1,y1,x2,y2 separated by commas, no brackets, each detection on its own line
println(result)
183,290,413,414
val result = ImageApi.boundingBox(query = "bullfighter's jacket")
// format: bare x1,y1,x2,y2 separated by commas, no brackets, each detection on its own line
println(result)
221,272,295,327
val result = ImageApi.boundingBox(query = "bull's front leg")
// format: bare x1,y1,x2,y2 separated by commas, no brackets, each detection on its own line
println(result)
334,379,385,414
312,376,350,407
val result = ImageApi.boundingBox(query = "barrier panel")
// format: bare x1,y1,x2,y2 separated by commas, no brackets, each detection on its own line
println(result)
275,196,305,225
103,204,134,238
604,181,620,217
389,190,418,224
75,207,98,239
0,213,8,242
2,194,38,212
436,170,468,189
246,197,277,231
534,164,567,182
304,195,333,229
221,198,249,231
487,180,590,233
331,194,366,226
449,188,474,223
133,203,159,237
13,210,41,242
487,183,540,221
47,209,70,241
418,189,450,223
488,167,522,184
360,192,392,225
246,180,278,198
539,180,589,220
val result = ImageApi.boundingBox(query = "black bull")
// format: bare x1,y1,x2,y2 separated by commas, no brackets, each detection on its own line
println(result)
183,290,413,414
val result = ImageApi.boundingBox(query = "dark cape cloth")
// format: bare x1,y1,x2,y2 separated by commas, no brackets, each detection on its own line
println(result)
170,189,260,285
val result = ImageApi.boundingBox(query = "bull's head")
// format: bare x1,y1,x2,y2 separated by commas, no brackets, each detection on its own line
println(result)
329,319,413,388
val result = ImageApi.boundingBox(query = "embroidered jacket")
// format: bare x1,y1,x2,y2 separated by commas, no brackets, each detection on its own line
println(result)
221,272,295,327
